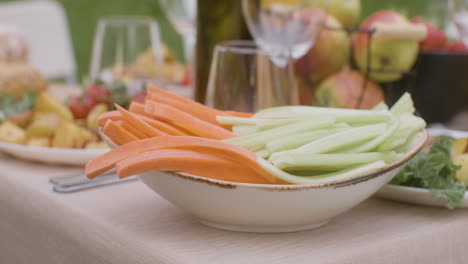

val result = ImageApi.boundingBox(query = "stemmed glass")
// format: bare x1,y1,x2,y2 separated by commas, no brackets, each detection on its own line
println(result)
451,0,468,44
89,16,165,96
241,0,328,67
159,0,197,64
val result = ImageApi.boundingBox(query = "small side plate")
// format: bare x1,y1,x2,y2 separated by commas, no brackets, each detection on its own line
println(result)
0,141,108,166
376,184,468,208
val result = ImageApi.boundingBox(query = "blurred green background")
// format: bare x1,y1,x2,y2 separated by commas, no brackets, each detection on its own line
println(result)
0,0,429,79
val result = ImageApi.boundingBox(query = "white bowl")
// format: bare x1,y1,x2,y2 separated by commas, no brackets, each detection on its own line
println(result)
103,131,427,233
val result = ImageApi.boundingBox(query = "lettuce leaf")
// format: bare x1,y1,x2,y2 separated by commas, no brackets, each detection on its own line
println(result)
391,136,464,209
0,92,36,122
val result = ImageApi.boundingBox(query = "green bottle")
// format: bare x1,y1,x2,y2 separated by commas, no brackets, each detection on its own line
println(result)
194,0,251,103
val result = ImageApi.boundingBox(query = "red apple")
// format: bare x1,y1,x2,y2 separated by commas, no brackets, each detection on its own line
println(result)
295,13,350,84
315,68,384,109
410,16,447,51
352,10,420,83
448,41,468,53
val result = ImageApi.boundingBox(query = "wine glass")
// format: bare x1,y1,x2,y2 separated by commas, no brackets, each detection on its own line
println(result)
159,0,197,63
451,0,468,44
89,16,165,96
241,0,328,67
205,40,298,112
426,0,458,40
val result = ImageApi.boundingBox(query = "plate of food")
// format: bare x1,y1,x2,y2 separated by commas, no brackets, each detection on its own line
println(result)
84,88,427,232
376,128,468,209
0,88,112,165
0,62,124,165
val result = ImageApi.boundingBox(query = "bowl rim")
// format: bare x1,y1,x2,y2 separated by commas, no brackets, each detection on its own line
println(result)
136,130,429,190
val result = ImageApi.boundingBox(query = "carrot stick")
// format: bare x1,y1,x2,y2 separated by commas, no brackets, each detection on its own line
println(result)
144,101,237,140
128,102,153,118
85,136,276,183
98,110,189,136
115,149,271,184
98,111,122,127
143,117,191,136
147,86,229,127
115,104,168,137
102,120,138,146
116,121,148,139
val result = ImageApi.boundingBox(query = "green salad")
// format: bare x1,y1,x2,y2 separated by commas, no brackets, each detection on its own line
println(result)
391,136,468,209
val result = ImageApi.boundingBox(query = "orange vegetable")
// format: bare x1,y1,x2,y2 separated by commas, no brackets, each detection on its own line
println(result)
128,102,153,118
115,104,168,137
98,110,189,136
102,120,138,146
115,149,271,184
98,111,122,127
144,101,237,140
85,136,276,183
117,121,148,139
147,86,229,127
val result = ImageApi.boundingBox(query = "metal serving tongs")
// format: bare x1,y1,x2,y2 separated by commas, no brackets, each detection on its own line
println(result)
51,131,136,193
50,169,137,193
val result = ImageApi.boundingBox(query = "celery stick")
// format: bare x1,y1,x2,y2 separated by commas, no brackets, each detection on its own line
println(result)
255,149,271,159
257,158,387,184
216,116,257,126
232,125,257,136
256,118,302,131
344,114,399,153
390,92,415,116
256,110,391,124
270,123,386,161
273,151,401,171
266,128,348,153
378,113,426,151
225,117,336,151
372,102,389,111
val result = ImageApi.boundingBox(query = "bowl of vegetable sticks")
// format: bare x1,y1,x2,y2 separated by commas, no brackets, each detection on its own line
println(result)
87,87,428,233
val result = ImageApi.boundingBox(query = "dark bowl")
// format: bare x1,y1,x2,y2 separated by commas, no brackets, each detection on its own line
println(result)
381,51,468,124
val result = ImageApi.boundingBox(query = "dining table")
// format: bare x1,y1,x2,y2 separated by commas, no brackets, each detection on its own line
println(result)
1,148,468,264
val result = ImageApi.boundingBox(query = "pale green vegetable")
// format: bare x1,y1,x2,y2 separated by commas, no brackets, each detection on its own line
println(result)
265,127,348,153
255,149,271,159
255,106,392,124
220,93,424,186
256,118,302,131
390,92,415,116
225,116,336,151
270,123,387,162
216,116,256,126
232,125,256,136
344,113,399,153
272,151,402,171
372,102,389,111
257,158,387,184
379,113,426,151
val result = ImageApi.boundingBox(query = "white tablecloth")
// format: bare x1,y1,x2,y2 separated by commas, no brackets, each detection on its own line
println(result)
1,153,468,264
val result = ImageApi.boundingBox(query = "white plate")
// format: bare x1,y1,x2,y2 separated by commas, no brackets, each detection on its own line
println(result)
376,184,468,208
0,141,108,166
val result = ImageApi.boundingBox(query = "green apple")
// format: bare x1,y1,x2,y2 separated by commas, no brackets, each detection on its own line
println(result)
305,0,361,28
352,10,420,83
